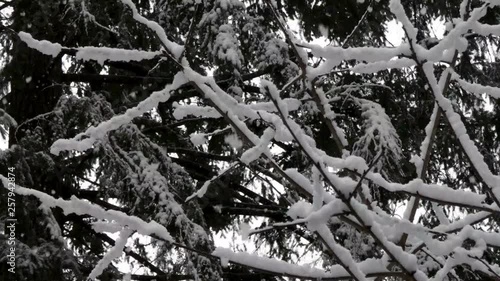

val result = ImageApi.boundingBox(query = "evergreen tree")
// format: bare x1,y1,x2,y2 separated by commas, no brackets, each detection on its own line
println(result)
1,0,500,280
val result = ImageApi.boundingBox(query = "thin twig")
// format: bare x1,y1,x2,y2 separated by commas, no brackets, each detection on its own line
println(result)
347,150,384,202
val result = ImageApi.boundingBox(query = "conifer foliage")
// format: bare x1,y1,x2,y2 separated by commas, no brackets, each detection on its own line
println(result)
1,0,500,280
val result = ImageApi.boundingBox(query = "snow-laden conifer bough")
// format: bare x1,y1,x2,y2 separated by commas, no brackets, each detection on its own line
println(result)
4,0,500,280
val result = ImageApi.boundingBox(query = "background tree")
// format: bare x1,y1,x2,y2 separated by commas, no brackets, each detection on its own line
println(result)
1,0,500,280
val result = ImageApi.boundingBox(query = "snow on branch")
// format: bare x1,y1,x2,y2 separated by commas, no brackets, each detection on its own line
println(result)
351,96,403,177
119,0,184,59
212,247,400,280
433,211,490,233
350,58,416,74
18,32,62,57
302,42,411,65
1,175,174,242
88,228,134,280
389,0,418,43
213,24,243,69
185,162,239,201
314,225,369,281
421,4,489,62
18,32,161,63
50,72,187,155
74,47,160,65
422,64,500,205
240,127,275,164
469,21,500,37
366,174,500,214
173,103,223,119
451,71,500,99
172,98,303,121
